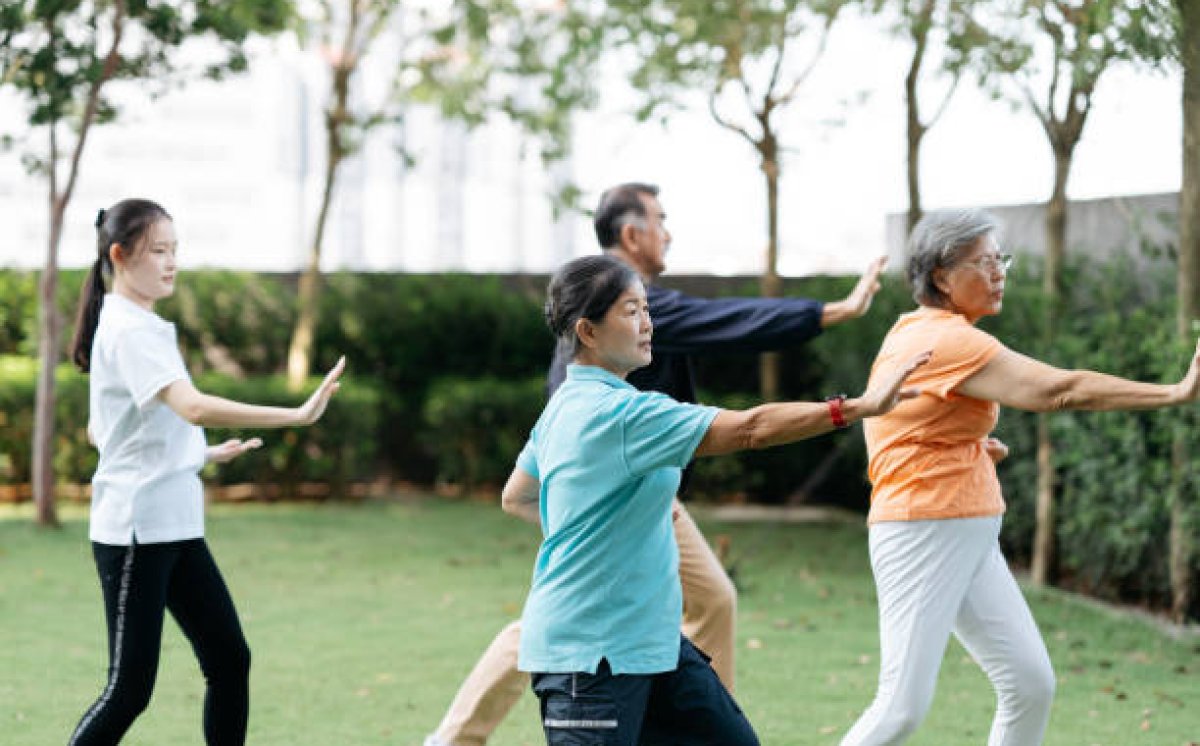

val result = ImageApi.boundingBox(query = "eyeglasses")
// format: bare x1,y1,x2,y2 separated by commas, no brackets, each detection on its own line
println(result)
959,253,1013,273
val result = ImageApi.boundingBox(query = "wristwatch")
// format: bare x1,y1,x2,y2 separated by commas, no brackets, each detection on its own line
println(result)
826,394,849,429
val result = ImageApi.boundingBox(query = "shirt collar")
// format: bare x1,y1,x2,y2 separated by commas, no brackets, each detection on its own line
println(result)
566,364,635,390
104,293,171,327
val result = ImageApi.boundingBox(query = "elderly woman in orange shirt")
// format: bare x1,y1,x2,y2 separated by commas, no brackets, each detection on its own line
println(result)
842,208,1200,746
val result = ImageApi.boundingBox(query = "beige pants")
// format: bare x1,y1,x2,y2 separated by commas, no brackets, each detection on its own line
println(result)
431,500,738,746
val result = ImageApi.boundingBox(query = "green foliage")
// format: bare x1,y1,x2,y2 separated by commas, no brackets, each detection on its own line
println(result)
0,356,93,486
0,0,294,148
422,375,546,491
416,1,608,164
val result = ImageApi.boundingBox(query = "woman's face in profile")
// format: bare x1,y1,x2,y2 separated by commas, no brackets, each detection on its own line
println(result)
589,281,654,375
937,234,1007,323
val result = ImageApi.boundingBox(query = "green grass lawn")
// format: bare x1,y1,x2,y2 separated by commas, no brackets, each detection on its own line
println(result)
1,498,1197,745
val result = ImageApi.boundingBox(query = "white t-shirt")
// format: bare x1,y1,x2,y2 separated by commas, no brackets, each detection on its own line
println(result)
88,293,207,545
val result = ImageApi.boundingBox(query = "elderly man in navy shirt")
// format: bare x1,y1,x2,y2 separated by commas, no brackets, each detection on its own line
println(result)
427,182,885,746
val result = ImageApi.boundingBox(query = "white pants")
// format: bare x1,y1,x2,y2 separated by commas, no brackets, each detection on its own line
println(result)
841,516,1056,746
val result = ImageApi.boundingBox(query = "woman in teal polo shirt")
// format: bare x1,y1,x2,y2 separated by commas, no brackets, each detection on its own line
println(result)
503,254,928,745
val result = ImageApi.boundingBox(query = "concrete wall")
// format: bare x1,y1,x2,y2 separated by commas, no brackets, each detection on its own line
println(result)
884,192,1179,270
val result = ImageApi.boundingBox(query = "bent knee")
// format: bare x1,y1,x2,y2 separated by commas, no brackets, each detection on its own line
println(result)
204,639,251,683
1018,661,1056,704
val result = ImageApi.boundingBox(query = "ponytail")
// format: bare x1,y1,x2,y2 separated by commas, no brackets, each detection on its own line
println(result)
71,254,109,373
70,200,171,372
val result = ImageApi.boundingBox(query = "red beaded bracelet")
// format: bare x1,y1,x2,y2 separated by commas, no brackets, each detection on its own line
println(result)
826,395,848,429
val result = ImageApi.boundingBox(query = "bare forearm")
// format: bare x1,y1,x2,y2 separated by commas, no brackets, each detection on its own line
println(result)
1049,370,1181,412
748,398,872,447
502,497,541,526
698,398,869,456
820,300,854,328
183,393,303,429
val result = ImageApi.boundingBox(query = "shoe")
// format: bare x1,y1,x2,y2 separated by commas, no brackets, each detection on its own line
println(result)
424,736,450,746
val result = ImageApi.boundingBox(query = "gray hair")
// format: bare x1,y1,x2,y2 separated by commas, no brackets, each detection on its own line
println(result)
907,209,1000,307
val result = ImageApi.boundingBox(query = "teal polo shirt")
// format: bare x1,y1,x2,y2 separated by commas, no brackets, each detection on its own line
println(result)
515,364,719,675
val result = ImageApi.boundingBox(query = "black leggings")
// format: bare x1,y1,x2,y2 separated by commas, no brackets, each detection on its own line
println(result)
69,538,251,746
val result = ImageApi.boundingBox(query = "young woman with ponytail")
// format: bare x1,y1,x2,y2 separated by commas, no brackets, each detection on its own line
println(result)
67,198,345,746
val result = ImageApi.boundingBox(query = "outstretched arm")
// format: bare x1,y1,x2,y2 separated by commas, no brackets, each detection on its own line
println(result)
957,341,1200,412
695,350,930,456
160,357,345,428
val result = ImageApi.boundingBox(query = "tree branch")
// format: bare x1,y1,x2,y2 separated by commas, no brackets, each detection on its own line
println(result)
776,18,832,106
927,70,962,128
60,0,125,209
708,89,758,148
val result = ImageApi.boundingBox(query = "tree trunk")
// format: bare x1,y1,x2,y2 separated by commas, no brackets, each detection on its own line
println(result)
287,152,341,391
287,1,362,391
1171,0,1200,622
32,202,64,528
286,16,357,391
1031,147,1071,587
904,0,934,236
758,140,782,401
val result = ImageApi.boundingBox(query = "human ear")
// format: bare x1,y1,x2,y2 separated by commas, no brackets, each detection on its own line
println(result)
619,222,641,252
108,243,124,267
575,317,598,350
932,267,951,297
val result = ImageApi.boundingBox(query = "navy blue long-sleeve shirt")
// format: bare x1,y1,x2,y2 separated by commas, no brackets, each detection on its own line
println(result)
549,283,825,404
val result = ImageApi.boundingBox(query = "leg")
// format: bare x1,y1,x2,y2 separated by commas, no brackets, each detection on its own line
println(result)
531,661,651,746
841,517,1000,746
641,637,758,746
165,539,251,746
953,544,1056,746
69,542,176,746
674,500,737,692
431,620,529,746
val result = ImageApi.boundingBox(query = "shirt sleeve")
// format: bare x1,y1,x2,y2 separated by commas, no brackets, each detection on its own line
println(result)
648,286,825,355
516,437,539,480
620,392,720,476
922,324,1004,400
113,325,190,410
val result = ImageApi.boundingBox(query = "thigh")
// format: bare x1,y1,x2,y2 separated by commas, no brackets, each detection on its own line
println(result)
531,663,651,746
641,638,758,746
165,540,247,659
91,541,176,679
673,501,730,605
953,543,1051,679
866,519,999,705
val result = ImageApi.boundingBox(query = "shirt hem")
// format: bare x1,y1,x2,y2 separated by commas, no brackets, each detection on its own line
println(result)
868,504,1006,525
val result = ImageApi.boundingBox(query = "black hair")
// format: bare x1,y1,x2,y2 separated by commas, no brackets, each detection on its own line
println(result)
545,254,640,357
593,182,659,248
71,198,172,372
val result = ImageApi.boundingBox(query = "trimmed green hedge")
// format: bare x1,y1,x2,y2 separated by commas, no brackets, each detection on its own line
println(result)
422,375,547,492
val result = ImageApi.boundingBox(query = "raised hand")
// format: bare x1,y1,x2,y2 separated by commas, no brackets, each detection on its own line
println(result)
1174,337,1200,403
843,256,887,318
298,356,346,425
207,437,263,464
862,350,931,417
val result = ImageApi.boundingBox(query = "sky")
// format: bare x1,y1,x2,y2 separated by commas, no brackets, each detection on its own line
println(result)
0,7,1184,277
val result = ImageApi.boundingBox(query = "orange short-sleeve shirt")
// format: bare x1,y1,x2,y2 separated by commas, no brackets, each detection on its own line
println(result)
863,307,1006,524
